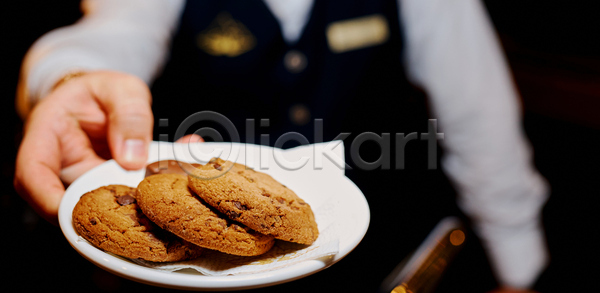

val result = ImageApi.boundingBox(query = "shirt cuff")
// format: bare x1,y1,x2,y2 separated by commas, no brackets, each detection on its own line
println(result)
28,49,110,102
17,48,109,118
474,219,550,289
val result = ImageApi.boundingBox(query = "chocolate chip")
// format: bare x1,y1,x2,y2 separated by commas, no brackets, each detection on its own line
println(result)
90,218,97,225
213,163,222,171
228,211,240,219
233,201,248,210
261,192,271,197
277,198,285,204
117,195,136,206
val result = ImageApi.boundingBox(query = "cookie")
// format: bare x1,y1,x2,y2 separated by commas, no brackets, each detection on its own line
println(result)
188,158,319,245
136,174,275,256
72,185,202,262
145,160,201,178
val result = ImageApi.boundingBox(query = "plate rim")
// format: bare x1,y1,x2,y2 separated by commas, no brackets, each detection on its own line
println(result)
58,150,370,290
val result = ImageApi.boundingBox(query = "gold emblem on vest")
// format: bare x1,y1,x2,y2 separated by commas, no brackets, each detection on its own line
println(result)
197,12,256,57
326,14,390,53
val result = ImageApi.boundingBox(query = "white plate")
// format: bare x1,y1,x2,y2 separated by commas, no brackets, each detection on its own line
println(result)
58,142,370,291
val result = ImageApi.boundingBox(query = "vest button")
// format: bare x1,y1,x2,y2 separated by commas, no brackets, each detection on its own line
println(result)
289,104,311,126
284,50,307,73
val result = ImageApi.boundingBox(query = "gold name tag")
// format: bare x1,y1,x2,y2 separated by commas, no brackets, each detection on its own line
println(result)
326,14,390,53
197,12,256,57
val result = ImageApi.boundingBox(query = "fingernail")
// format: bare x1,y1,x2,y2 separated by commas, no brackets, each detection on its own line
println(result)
123,139,146,163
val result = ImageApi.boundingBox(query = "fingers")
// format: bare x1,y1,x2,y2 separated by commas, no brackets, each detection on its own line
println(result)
89,73,154,170
175,134,205,144
59,151,106,185
14,131,64,225
15,101,101,224
487,288,538,293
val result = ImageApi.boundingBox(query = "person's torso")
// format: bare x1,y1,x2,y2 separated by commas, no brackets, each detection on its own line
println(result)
153,0,428,148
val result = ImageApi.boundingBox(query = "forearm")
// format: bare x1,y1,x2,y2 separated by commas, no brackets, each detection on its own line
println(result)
399,0,549,288
17,0,185,118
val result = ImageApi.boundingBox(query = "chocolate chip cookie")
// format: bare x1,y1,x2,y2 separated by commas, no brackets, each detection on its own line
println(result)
145,160,201,177
188,158,319,245
136,174,275,256
72,185,202,262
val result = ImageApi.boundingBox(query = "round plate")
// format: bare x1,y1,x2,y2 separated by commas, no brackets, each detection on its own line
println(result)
58,142,370,291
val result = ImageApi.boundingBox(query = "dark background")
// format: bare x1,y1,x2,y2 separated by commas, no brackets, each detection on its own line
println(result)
1,1,598,292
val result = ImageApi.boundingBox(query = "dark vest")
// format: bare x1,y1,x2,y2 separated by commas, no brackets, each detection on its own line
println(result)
152,0,429,150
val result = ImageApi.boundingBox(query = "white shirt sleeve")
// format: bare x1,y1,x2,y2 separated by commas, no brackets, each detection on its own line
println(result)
399,0,549,288
16,0,185,118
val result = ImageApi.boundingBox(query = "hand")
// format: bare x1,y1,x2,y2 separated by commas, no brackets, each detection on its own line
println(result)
175,134,204,144
487,287,539,293
14,71,153,224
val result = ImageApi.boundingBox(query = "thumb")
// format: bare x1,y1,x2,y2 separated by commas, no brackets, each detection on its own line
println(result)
175,134,204,144
91,73,153,170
